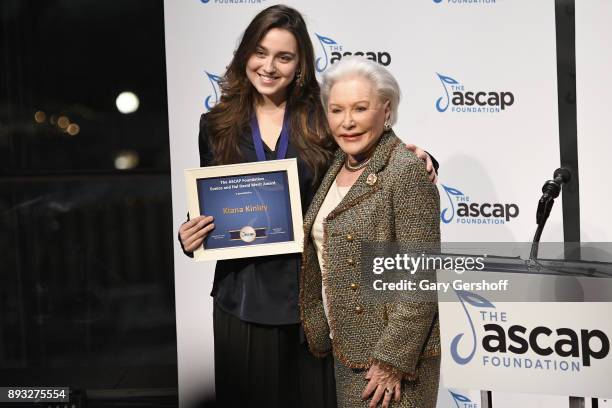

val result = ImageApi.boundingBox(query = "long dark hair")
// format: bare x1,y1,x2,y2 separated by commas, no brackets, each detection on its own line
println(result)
206,4,334,182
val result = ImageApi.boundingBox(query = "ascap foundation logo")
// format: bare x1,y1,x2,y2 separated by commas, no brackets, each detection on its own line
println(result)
433,0,497,5
314,33,392,73
435,73,514,113
451,290,610,372
449,390,478,408
200,0,267,5
440,185,519,225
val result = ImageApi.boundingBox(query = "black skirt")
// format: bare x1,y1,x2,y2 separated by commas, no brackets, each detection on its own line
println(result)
213,303,337,408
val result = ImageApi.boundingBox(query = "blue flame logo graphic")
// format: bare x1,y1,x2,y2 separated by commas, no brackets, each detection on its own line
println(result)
436,73,460,112
433,0,443,3
204,71,222,111
449,391,474,408
315,33,338,73
451,290,495,365
440,184,464,224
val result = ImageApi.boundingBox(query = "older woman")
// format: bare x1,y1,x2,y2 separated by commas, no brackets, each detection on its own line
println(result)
300,57,441,408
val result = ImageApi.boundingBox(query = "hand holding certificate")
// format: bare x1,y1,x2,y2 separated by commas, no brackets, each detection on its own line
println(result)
184,159,304,261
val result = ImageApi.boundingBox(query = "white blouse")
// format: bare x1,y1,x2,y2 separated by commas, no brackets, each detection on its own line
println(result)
311,180,350,337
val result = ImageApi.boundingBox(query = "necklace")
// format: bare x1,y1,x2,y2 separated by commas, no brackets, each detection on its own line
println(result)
344,157,371,172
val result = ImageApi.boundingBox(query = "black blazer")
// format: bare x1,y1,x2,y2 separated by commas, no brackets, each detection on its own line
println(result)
183,113,319,325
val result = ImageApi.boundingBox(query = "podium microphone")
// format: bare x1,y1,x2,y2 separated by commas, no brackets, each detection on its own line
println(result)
541,168,571,200
530,167,572,261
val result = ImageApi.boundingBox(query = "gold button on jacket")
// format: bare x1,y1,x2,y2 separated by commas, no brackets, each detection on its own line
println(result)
300,132,441,386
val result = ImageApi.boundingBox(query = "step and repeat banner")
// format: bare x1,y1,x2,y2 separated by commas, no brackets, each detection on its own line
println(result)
576,2,612,407
576,1,612,244
164,1,567,407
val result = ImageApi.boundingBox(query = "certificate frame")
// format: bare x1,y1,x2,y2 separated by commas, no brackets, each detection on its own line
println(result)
184,158,304,261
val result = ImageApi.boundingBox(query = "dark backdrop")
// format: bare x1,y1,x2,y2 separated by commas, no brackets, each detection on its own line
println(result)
0,0,177,405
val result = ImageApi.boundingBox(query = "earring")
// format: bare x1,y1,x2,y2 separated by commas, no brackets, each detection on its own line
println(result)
384,120,391,131
295,70,304,87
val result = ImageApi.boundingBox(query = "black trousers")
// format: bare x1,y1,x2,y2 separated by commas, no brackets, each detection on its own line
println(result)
213,302,337,408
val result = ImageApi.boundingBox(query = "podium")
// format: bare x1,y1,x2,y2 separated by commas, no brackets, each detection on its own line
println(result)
437,245,612,407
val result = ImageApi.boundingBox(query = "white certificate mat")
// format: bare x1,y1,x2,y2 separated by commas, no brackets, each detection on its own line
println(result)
184,158,304,261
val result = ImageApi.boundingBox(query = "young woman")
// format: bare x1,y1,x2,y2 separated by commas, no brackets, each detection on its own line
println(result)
178,5,438,406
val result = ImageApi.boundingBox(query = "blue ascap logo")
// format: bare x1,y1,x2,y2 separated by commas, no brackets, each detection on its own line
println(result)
449,390,478,408
314,33,392,73
435,73,514,113
204,71,222,111
440,184,464,223
434,0,497,5
315,33,339,73
200,0,266,5
435,74,460,113
439,184,519,225
451,290,495,365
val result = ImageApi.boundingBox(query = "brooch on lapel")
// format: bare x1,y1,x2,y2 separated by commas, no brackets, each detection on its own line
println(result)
366,173,378,186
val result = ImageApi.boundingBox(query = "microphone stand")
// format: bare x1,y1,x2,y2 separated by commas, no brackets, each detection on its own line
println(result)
529,168,571,263
529,168,586,408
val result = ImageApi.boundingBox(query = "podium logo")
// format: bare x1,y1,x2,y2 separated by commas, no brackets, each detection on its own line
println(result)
451,290,611,372
440,185,519,225
451,290,494,365
449,390,478,408
204,71,222,111
435,73,514,113
314,33,392,73
482,323,610,368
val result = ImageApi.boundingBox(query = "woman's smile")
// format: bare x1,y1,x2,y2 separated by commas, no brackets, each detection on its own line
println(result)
257,72,280,84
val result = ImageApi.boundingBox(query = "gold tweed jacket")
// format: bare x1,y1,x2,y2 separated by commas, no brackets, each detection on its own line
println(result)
299,131,441,379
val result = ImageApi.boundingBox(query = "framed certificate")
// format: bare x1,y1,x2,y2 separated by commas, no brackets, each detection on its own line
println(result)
184,158,304,261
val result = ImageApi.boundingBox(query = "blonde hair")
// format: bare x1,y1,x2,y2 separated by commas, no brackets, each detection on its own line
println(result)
320,56,401,125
